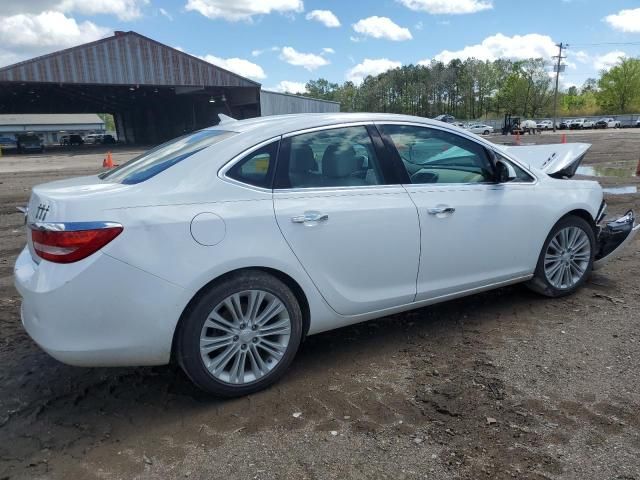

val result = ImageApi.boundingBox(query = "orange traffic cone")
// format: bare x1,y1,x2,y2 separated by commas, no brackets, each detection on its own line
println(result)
515,132,520,145
102,151,114,168
561,133,566,144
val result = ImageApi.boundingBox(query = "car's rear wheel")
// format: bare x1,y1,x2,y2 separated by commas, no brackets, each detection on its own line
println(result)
527,216,595,297
483,130,490,135
176,270,303,397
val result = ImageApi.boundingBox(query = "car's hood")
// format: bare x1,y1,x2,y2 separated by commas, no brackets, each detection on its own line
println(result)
502,143,590,178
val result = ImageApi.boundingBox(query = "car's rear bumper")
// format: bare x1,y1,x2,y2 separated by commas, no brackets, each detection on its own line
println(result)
14,247,186,366
594,210,639,270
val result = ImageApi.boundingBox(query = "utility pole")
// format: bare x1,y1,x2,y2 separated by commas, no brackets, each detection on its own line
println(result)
552,42,567,132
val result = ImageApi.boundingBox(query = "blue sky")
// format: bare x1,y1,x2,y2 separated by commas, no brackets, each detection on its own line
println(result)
1,0,639,92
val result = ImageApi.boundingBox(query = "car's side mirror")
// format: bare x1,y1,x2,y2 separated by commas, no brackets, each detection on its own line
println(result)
496,160,517,183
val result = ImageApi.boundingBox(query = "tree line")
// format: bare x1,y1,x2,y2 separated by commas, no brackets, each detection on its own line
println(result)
303,57,640,120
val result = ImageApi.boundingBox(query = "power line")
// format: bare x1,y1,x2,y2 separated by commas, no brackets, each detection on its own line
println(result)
569,42,640,47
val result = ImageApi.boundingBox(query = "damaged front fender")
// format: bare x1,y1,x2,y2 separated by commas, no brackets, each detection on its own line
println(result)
594,210,639,270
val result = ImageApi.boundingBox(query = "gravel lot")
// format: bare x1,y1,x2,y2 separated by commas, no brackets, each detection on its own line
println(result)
1,131,639,480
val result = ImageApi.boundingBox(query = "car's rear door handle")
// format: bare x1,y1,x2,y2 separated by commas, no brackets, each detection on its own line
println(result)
291,211,329,223
427,206,456,215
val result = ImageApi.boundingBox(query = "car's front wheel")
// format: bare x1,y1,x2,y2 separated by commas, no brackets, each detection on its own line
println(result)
527,216,595,297
176,270,303,397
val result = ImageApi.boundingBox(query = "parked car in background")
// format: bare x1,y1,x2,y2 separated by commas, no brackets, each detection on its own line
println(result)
520,120,539,134
60,134,84,146
570,119,586,129
16,134,43,153
84,134,103,144
434,114,456,124
102,134,117,144
466,123,494,135
636,119,640,128
559,119,571,130
595,118,621,129
537,120,554,130
15,112,638,396
0,136,18,151
583,119,595,129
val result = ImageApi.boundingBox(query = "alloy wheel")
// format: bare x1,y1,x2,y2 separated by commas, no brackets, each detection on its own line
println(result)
544,226,591,289
199,290,292,385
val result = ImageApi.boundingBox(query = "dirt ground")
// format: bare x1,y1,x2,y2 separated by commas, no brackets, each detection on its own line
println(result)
1,131,639,480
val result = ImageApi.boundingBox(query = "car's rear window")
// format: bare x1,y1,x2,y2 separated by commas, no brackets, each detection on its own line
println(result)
100,129,236,184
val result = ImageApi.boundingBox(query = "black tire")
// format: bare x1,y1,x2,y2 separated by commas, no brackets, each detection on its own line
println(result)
483,130,490,135
176,270,303,397
526,215,595,297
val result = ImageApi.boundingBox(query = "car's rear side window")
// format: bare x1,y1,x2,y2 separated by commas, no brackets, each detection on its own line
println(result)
101,129,236,184
226,141,280,189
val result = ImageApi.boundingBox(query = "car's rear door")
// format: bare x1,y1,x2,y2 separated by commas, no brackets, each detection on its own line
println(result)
273,124,420,316
378,122,541,301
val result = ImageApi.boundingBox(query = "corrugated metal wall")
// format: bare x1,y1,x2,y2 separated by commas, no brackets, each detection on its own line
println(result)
0,32,258,88
260,90,340,116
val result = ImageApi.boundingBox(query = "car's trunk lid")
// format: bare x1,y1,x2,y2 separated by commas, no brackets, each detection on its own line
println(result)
25,176,133,262
502,142,591,178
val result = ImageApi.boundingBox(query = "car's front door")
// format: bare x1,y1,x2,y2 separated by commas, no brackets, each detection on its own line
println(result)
379,123,541,301
273,125,420,316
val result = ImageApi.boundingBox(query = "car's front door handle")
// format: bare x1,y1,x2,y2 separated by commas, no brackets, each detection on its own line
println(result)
427,206,456,215
291,211,329,224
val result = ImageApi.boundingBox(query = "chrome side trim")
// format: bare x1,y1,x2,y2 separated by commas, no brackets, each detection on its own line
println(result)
28,221,123,232
281,121,373,139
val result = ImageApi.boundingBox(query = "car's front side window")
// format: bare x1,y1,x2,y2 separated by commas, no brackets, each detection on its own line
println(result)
275,126,384,189
381,124,495,185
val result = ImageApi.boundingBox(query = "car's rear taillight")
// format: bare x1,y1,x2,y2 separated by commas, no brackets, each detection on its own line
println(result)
30,224,123,263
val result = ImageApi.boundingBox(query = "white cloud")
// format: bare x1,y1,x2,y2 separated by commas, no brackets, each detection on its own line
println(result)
0,10,110,66
346,58,402,84
0,0,148,20
306,9,340,28
397,0,493,14
574,50,590,63
251,46,279,57
424,33,557,64
185,0,303,21
57,0,149,21
200,54,266,79
271,80,307,94
352,16,412,41
322,47,335,54
280,46,329,71
593,51,627,71
604,8,640,33
159,7,173,20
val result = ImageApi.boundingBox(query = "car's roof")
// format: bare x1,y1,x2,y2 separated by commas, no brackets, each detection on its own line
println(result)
210,112,461,137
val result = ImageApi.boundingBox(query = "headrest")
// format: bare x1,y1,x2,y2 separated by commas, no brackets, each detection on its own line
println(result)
322,144,359,178
290,144,316,173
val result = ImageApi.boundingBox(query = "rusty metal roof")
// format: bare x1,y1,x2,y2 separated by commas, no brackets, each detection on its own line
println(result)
0,31,260,88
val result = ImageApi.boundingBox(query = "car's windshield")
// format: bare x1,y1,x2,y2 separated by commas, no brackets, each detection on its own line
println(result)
100,129,236,184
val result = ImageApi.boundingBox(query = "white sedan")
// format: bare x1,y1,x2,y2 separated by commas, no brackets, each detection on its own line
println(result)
14,113,638,396
465,123,494,135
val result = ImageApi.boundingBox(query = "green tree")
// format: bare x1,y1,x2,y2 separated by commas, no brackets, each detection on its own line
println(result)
596,58,640,113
